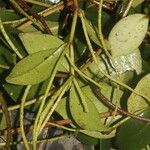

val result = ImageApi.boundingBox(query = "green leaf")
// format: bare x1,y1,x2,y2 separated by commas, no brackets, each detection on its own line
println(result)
108,14,149,57
69,84,107,131
6,45,65,85
19,33,64,54
116,109,150,150
128,74,150,113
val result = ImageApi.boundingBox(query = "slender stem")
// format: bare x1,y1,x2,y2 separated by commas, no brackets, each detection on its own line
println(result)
0,88,55,113
0,19,23,59
122,0,134,17
32,76,72,149
79,11,97,63
37,77,72,133
20,85,32,150
17,0,75,30
98,0,112,58
39,85,69,131
0,134,74,146
10,0,44,32
69,9,78,43
73,78,89,112
66,55,105,90
33,85,69,149
32,44,67,149
47,122,76,132
73,0,79,8
0,64,10,69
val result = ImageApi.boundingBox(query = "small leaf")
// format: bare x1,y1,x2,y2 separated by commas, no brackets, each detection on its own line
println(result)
128,74,150,113
108,14,149,57
116,109,150,150
6,45,65,85
69,84,107,131
19,33,64,54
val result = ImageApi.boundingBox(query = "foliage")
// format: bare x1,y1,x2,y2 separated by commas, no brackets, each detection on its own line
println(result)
0,0,149,149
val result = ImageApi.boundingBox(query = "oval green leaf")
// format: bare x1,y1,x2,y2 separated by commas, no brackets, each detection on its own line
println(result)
128,74,150,113
6,45,65,85
69,84,107,131
108,14,149,57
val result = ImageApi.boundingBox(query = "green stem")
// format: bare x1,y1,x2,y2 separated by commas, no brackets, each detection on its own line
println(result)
122,0,134,17
73,0,79,8
32,44,67,150
47,122,76,132
0,64,10,69
66,55,105,90
98,0,112,58
0,89,55,113
79,11,97,63
69,9,78,43
20,85,32,150
0,134,74,146
73,78,89,112
10,0,44,32
0,19,23,59
68,9,78,75
37,77,72,132
32,76,72,149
